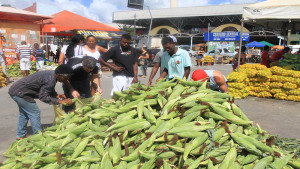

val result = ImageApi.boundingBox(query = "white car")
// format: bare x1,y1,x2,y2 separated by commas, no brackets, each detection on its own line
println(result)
186,49,197,57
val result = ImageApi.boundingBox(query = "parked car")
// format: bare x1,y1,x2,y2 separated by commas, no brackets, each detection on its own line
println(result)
186,49,197,57
205,48,235,57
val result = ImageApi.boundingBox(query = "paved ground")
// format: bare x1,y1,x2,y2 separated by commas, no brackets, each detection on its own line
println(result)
0,61,299,162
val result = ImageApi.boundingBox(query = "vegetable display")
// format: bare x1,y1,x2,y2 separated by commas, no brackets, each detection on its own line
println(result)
1,77,299,168
0,66,6,87
227,64,300,101
278,54,300,71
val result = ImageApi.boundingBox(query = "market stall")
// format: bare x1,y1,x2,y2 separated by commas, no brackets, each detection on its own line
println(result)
0,6,52,59
237,0,300,72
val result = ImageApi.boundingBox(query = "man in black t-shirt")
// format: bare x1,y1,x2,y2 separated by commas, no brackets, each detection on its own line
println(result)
63,56,102,112
99,34,138,95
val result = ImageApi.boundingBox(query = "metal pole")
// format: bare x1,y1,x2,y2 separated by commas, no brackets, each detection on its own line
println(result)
237,19,244,73
190,36,193,50
147,6,153,48
207,23,210,44
133,13,136,47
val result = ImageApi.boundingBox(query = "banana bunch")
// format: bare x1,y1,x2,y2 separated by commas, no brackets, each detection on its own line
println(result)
287,89,300,96
257,92,272,98
270,82,283,89
240,63,267,70
203,55,214,62
270,89,283,95
228,82,246,90
287,95,300,102
270,66,289,76
226,72,248,83
274,93,288,100
283,82,297,90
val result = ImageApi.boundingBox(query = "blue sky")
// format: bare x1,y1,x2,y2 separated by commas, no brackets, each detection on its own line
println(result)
1,0,266,23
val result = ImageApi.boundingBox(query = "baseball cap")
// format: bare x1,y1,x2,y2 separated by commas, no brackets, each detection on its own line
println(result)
192,69,208,82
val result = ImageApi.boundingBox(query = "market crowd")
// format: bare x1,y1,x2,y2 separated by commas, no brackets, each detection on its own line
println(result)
6,33,229,139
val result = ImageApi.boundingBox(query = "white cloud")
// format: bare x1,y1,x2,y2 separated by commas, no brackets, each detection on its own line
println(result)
0,0,263,24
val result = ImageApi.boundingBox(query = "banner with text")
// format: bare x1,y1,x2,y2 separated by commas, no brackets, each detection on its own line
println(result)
204,32,250,41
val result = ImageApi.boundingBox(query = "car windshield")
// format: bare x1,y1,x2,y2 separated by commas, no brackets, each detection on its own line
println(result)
223,48,230,53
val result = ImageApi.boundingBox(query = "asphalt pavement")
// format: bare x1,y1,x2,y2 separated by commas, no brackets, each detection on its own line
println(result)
0,61,299,162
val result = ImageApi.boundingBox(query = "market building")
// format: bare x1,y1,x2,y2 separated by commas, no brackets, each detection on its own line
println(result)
112,1,284,50
0,5,52,58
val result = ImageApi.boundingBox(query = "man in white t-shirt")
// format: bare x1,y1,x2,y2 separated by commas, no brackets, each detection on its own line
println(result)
0,48,10,84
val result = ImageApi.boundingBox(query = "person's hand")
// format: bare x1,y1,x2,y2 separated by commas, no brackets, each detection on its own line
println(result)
131,77,138,84
71,90,80,98
156,77,163,83
58,98,72,105
97,87,103,95
112,66,125,72
56,94,67,99
147,80,152,86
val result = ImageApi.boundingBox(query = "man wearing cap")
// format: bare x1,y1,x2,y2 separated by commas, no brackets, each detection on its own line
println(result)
192,69,228,93
157,36,192,82
9,65,73,139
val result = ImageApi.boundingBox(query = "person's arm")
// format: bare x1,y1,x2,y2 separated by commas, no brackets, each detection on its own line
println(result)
91,73,103,95
2,51,7,65
144,52,149,59
214,71,228,93
97,45,107,54
183,66,190,79
63,79,80,98
147,62,160,86
156,68,168,82
99,49,125,72
132,61,138,84
58,52,65,65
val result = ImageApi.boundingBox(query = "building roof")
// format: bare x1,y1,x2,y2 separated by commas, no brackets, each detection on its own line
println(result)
113,3,253,31
43,10,120,33
0,6,52,22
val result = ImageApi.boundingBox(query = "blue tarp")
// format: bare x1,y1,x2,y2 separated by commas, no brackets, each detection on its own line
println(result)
245,41,266,47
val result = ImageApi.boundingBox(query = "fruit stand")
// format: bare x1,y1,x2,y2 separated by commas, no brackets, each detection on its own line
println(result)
1,77,299,168
0,66,6,87
227,64,300,101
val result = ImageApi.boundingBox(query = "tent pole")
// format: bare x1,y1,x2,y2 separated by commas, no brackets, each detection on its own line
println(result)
237,19,244,73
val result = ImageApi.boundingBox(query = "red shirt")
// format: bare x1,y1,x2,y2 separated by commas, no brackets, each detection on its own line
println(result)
270,50,285,61
261,51,270,68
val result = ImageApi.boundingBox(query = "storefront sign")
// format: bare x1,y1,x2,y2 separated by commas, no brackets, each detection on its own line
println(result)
77,30,125,39
204,32,249,41
3,48,17,59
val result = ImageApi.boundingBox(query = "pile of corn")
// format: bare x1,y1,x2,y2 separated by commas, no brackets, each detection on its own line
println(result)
0,66,6,87
227,71,249,98
2,77,300,169
203,55,214,62
7,61,36,77
227,64,300,101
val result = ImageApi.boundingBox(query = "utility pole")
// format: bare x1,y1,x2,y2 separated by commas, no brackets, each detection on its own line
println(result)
133,13,136,47
147,6,153,48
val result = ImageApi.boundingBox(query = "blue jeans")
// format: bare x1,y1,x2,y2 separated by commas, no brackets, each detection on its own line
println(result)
10,96,42,138
140,64,148,76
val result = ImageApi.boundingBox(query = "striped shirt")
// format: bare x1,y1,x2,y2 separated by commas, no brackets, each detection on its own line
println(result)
34,48,44,61
17,45,33,59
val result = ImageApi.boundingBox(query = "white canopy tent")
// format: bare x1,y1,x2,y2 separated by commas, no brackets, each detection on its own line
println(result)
237,0,300,72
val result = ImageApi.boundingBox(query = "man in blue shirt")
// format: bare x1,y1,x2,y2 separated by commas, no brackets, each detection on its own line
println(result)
33,43,44,72
157,36,191,82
